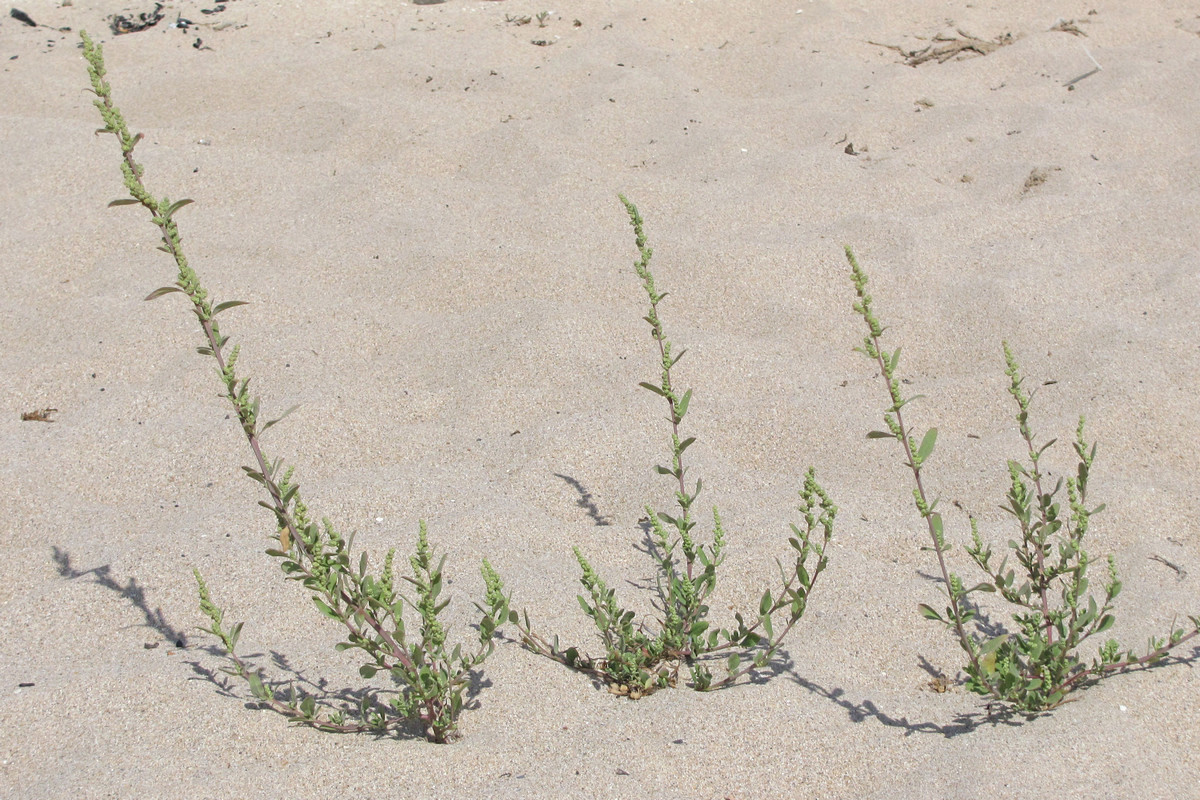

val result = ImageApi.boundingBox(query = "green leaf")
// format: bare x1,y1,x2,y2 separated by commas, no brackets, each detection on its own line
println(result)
866,431,896,439
980,634,1008,654
759,589,773,616
638,381,668,397
677,437,697,454
107,198,141,207
676,389,693,418
247,671,269,700
727,653,741,673
360,664,377,678
261,405,299,434
894,394,926,410
227,621,243,652
144,286,183,301
1096,614,1115,633
212,300,250,316
164,198,194,217
312,597,340,620
917,603,943,622
916,427,938,465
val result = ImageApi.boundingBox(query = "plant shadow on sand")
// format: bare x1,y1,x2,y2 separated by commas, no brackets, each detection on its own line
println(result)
51,545,492,741
554,472,614,527
791,673,1026,737
52,545,190,647
782,567,1200,737
786,636,1200,738
185,647,495,741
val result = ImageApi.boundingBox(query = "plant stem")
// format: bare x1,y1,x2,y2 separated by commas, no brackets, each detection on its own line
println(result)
846,246,995,696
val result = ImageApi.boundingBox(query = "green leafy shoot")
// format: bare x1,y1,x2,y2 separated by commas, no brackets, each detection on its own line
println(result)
82,31,509,742
846,245,1200,713
514,198,836,696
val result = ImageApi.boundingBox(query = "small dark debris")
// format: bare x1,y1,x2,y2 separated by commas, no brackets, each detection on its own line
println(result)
531,39,552,46
616,768,631,776
1150,554,1187,581
18,682,34,688
928,675,952,693
200,4,226,14
671,738,685,744
110,3,165,35
10,8,36,26
21,407,57,422
1050,19,1087,37
1022,166,1061,193
844,142,860,156
144,642,160,649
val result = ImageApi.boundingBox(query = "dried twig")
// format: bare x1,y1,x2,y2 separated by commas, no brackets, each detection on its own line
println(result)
870,29,1015,67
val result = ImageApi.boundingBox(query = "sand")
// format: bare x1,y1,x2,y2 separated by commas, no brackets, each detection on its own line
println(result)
2,1,1199,797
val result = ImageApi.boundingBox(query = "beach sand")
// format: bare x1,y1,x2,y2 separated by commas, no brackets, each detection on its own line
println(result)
2,1,1199,797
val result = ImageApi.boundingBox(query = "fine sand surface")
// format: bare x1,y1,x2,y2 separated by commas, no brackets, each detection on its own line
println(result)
3,1,1200,797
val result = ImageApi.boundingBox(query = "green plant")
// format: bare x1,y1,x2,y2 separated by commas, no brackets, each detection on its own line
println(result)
846,246,1199,712
515,197,836,696
81,31,510,743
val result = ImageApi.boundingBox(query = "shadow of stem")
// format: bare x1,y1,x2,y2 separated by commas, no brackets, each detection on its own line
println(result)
51,545,491,739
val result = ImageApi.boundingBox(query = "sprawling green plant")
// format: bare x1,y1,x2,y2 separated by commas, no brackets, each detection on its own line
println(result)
81,31,509,742
515,198,836,696
846,246,1199,712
